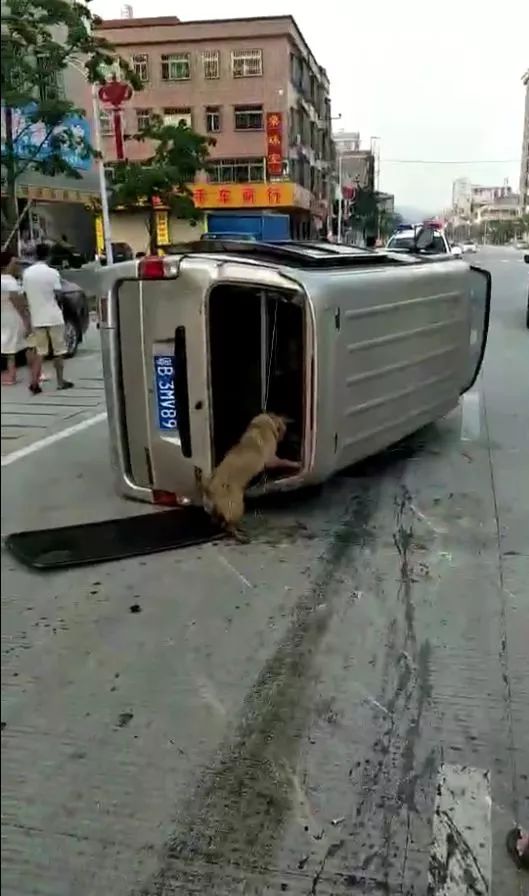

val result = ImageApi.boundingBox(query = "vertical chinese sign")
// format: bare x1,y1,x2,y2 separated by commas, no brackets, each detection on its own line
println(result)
155,209,169,253
266,112,283,179
94,215,104,256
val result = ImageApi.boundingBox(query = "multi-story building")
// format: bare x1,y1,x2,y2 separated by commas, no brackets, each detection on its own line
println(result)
333,130,374,195
375,191,395,215
471,182,513,207
520,69,529,215
1,32,100,254
452,178,514,221
95,14,334,247
452,178,472,219
473,193,520,224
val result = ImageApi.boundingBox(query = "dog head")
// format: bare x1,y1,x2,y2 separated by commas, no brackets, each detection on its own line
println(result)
263,412,288,441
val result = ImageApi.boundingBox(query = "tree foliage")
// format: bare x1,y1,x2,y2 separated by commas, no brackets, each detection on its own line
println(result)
1,0,141,242
449,214,529,245
345,188,402,240
111,115,216,249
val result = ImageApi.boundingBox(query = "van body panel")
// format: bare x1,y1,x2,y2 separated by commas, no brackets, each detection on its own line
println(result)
96,248,488,504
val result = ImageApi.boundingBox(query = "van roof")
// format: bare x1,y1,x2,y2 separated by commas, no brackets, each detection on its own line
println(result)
165,239,427,269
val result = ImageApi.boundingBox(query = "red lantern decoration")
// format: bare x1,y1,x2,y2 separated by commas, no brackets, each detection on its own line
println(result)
98,76,133,160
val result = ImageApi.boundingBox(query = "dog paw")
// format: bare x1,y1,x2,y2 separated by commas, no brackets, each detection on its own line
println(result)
228,526,251,544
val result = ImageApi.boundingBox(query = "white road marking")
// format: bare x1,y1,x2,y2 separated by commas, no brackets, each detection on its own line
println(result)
215,551,253,588
410,502,448,535
1,412,107,467
195,676,226,719
350,681,390,715
461,390,481,442
428,763,491,895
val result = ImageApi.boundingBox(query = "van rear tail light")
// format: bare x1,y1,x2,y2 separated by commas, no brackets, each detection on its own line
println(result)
139,256,165,279
138,256,179,279
153,490,191,507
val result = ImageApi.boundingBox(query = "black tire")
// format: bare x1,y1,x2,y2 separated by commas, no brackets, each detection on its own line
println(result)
64,319,81,357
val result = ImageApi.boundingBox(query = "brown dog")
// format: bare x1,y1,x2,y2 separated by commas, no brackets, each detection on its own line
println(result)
203,413,300,540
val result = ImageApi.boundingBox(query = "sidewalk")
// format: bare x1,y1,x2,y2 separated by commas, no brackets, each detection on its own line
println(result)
1,324,106,458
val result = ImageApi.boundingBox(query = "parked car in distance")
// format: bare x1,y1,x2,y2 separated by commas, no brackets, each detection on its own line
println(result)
96,242,134,265
462,240,478,254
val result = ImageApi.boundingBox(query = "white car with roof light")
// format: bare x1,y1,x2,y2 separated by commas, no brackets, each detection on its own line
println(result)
386,228,462,258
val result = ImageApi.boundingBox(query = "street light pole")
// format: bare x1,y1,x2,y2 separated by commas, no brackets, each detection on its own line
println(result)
90,84,113,265
328,112,342,240
337,153,343,242
67,59,113,264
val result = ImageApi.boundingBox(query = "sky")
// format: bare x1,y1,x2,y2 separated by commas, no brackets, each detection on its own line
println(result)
92,0,529,214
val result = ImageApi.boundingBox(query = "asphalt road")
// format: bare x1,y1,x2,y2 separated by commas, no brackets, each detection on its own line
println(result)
1,247,528,896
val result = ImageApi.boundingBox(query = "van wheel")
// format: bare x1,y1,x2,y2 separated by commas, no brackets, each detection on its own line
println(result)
64,319,80,357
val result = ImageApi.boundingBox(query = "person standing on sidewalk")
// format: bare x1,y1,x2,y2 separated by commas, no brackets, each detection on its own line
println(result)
1,249,32,386
22,243,74,395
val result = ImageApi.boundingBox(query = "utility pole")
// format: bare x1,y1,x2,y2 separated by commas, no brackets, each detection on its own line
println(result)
337,153,343,242
90,84,114,264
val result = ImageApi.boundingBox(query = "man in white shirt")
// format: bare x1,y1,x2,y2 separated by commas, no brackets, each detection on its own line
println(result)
22,243,73,395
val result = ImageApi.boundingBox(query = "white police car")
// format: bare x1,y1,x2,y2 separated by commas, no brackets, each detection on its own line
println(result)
386,227,462,258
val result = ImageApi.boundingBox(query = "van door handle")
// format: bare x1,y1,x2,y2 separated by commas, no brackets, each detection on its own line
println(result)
173,326,192,458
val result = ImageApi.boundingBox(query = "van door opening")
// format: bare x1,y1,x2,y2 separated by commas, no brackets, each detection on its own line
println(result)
207,283,304,478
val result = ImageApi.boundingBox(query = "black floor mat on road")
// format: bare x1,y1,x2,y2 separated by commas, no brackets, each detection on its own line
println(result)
5,506,225,571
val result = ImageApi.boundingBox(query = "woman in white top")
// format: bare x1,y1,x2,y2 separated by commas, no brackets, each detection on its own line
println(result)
1,249,30,385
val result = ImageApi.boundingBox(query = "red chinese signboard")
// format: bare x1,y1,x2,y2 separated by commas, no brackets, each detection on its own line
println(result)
266,112,283,178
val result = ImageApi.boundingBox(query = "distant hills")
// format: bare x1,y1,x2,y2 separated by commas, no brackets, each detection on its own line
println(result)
395,205,436,223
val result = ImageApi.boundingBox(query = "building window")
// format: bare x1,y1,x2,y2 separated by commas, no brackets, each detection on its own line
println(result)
104,163,116,185
205,106,221,133
163,107,192,128
202,50,220,79
136,108,152,132
231,49,263,78
234,105,263,131
131,53,149,82
99,110,113,136
209,158,266,183
161,53,191,81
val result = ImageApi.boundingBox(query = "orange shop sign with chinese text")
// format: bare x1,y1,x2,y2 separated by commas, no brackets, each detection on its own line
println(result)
190,182,296,209
266,112,283,178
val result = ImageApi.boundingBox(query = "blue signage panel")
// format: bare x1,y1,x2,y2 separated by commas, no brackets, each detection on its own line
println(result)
1,102,92,171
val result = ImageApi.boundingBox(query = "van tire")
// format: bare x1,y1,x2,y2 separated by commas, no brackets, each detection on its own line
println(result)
64,319,81,357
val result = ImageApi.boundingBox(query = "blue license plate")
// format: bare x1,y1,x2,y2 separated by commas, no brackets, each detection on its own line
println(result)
154,355,178,431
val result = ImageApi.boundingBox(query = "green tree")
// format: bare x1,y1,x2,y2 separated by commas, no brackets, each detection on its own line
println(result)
485,218,519,245
1,0,141,247
111,115,215,252
378,209,403,240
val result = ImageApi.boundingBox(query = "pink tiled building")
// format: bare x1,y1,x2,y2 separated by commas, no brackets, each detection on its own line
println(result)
96,15,335,238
